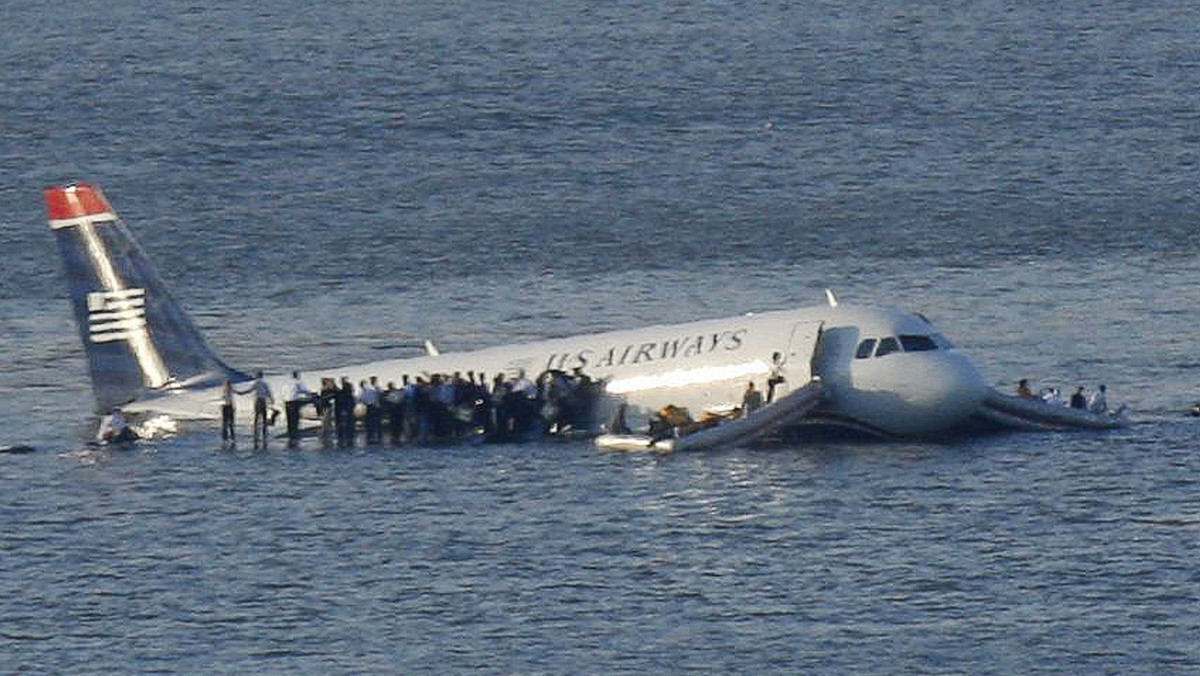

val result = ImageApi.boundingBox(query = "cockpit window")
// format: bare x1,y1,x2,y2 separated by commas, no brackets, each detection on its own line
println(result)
875,337,901,357
899,335,938,352
855,339,877,359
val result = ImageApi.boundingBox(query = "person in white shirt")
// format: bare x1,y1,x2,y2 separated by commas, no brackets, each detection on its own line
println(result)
360,376,383,443
383,380,405,444
239,371,274,447
284,371,313,442
766,351,787,403
1040,387,1062,405
402,375,418,441
1088,384,1108,414
512,370,535,397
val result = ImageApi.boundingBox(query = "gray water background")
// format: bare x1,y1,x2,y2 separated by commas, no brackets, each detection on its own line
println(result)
2,0,1199,673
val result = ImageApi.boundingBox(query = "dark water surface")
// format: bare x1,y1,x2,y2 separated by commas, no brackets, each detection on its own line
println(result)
2,0,1199,673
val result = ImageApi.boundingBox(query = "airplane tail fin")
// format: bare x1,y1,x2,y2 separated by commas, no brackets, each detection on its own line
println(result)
46,183,246,413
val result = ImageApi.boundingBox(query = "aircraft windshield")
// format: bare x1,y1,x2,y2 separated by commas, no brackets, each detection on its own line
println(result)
875,337,901,357
855,334,945,358
855,339,877,359
899,335,937,352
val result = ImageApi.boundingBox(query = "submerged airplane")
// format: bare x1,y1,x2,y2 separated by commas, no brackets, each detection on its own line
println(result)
45,183,1123,442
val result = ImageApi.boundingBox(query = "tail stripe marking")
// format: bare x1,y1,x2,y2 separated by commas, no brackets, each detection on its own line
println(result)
73,212,169,387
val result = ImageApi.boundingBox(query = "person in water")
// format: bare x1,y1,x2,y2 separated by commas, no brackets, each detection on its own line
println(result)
1017,379,1035,399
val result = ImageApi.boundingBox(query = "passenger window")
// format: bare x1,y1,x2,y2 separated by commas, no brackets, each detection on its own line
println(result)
899,335,938,352
855,339,877,359
875,337,900,357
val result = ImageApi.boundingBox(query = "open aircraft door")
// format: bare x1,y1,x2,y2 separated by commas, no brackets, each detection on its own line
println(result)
775,321,825,398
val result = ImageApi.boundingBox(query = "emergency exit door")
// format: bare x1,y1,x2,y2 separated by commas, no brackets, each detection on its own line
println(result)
779,321,825,396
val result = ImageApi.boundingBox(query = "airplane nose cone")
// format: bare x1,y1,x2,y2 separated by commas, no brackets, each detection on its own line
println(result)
926,353,989,429
877,352,988,437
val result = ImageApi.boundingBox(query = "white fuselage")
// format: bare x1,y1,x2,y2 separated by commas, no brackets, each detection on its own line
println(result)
129,303,988,438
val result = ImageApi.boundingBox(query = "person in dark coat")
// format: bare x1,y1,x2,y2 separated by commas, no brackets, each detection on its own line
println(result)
335,377,357,445
1070,386,1087,410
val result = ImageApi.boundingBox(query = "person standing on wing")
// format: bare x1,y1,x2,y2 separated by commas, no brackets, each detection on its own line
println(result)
335,377,356,445
221,379,236,443
239,371,274,447
284,371,313,443
361,376,383,444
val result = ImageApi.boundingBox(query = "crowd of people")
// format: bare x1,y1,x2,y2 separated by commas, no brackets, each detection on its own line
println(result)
222,367,604,447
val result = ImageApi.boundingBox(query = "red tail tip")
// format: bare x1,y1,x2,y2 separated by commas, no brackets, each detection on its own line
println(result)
45,183,115,221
